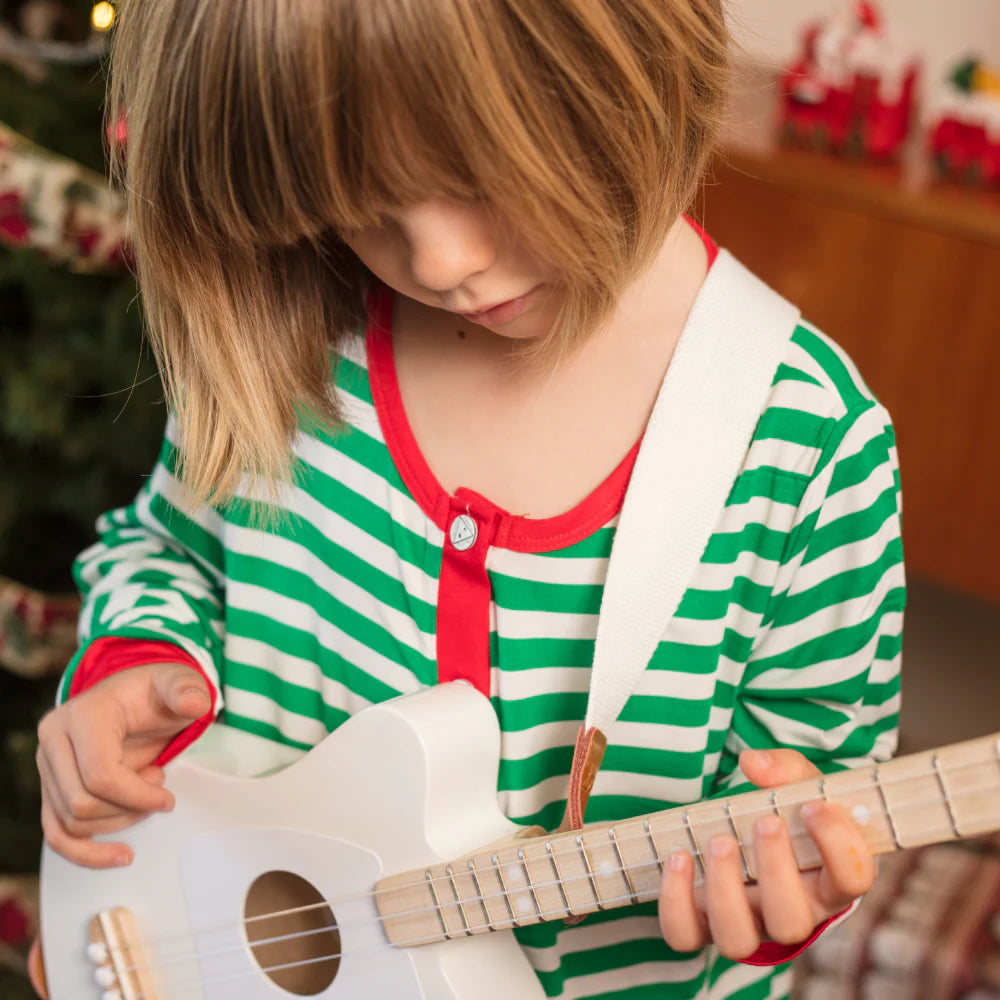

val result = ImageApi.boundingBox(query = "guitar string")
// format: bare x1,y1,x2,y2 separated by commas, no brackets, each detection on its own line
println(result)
121,780,990,1000
102,754,998,961
97,765,997,991
103,759,999,970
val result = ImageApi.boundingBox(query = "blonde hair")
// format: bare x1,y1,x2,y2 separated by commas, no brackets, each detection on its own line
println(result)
108,0,729,505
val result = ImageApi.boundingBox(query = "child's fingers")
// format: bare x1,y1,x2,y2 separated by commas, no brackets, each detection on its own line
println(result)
704,836,760,959
70,718,175,815
35,735,126,827
40,787,134,869
739,748,821,789
801,802,877,911
658,851,709,953
752,815,820,944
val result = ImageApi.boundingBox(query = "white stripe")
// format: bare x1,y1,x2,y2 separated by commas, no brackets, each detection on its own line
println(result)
523,915,666,963
494,663,724,704
562,956,708,999
293,432,429,534
223,687,329,746
224,522,435,659
224,633,373,718
231,477,442,602
488,549,610,586
497,607,599,642
501,718,712,762
740,701,861,753
754,566,902,666
709,955,776,998
499,771,703,820
743,434,824,480
226,581,427,695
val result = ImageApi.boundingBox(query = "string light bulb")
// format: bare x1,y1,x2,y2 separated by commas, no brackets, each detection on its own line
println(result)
91,2,116,32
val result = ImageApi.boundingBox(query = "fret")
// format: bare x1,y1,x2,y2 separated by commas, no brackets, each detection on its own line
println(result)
517,839,568,924
765,779,823,871
644,819,664,875
550,833,604,915
723,789,777,883
931,755,961,838
425,869,451,938
545,842,575,917
517,847,546,922
576,835,604,910
724,802,751,880
873,768,901,849
821,769,897,855
609,828,640,905
931,739,1000,837
375,732,1000,951
579,827,636,909
466,859,496,931
445,865,474,935
493,853,521,928
681,810,705,881
374,865,463,947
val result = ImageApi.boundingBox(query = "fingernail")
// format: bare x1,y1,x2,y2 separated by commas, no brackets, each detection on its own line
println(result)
756,815,782,837
753,750,772,767
800,801,821,821
669,851,687,872
115,852,132,867
710,837,733,859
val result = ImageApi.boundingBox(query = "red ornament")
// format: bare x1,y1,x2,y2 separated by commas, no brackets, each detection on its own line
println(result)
0,190,31,245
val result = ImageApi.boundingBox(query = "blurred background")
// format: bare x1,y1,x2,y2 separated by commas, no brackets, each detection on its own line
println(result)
0,1,998,996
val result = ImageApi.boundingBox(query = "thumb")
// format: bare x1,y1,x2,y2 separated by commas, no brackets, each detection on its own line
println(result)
150,664,213,724
739,747,821,789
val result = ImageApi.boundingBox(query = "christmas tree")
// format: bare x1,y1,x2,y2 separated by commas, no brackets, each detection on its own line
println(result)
0,3,165,989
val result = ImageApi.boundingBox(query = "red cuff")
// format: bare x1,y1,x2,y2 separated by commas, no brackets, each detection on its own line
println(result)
70,637,217,765
739,909,847,967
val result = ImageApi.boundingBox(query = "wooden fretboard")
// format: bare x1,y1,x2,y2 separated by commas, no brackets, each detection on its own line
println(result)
375,732,1000,947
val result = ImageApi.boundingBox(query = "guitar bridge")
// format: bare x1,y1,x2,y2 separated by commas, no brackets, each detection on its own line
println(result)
87,908,158,1000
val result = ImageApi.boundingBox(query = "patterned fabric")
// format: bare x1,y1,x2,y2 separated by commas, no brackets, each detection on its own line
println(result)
60,269,904,999
0,576,79,679
0,121,128,272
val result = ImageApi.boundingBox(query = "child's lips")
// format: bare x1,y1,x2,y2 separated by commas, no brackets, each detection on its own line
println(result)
459,286,540,325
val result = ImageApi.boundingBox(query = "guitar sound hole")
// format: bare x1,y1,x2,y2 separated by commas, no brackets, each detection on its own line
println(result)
244,870,340,995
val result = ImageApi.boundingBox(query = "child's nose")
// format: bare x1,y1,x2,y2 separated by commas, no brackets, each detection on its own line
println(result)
401,199,496,293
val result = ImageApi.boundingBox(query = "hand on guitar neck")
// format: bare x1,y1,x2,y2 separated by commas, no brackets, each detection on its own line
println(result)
658,747,875,960
35,662,213,869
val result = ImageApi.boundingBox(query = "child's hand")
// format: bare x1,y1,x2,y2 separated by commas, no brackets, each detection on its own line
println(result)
35,662,211,869
658,748,876,959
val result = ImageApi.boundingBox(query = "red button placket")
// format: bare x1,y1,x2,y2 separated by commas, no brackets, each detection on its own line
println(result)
436,497,500,696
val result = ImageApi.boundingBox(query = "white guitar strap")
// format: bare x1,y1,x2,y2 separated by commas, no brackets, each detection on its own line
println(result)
559,250,801,837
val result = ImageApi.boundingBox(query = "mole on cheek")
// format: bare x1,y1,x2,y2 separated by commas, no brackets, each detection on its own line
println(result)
457,329,467,339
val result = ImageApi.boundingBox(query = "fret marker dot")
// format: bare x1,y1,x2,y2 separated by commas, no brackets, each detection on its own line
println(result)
852,805,871,825
507,865,524,884
517,896,533,914
600,861,615,880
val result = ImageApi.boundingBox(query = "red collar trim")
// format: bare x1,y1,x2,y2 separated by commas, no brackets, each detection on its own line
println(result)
365,220,717,554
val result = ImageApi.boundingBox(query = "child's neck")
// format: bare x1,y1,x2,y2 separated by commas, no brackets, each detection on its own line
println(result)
390,218,709,519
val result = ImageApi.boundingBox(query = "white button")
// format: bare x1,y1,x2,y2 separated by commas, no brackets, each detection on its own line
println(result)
449,514,478,551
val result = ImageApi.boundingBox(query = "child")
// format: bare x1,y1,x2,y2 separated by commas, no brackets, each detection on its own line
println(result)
34,0,903,997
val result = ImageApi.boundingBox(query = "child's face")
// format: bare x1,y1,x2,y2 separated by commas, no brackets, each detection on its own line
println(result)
340,198,562,339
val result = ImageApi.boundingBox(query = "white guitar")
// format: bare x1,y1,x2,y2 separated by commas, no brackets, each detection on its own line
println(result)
36,682,1000,1000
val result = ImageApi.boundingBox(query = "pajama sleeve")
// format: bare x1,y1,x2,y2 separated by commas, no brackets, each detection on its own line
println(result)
712,399,904,793
57,417,228,716
708,399,903,966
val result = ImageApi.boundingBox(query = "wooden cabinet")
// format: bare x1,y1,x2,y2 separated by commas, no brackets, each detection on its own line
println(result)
698,73,1000,606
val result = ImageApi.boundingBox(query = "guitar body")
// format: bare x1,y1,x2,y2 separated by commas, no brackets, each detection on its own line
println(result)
40,682,546,1000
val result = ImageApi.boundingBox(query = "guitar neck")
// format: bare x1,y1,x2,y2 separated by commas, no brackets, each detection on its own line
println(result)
376,731,1000,947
